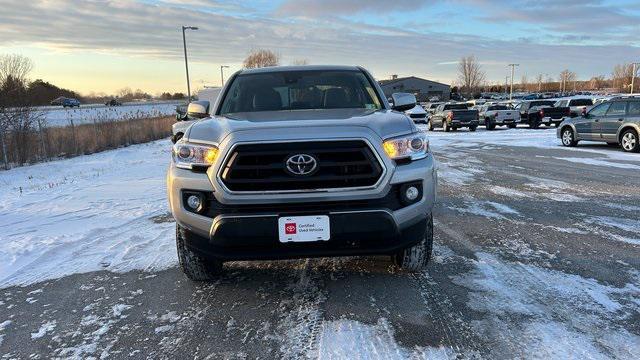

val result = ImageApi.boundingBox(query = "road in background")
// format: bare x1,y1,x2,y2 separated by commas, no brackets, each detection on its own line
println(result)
1,128,639,358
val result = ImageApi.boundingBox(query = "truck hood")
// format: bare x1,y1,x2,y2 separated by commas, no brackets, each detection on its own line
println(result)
186,108,414,144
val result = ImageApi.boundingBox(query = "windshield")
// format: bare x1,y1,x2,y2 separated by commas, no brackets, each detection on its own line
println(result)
571,99,593,106
531,101,555,107
219,70,382,114
444,104,469,110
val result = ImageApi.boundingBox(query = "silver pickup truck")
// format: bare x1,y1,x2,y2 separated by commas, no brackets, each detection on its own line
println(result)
478,104,518,130
167,65,438,280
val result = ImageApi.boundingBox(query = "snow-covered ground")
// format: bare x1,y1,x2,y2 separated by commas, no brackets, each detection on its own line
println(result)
0,141,176,287
1,127,639,358
39,102,179,127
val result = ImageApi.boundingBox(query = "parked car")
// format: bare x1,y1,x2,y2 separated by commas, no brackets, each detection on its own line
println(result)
479,104,518,130
405,104,428,124
168,65,437,280
558,97,640,153
554,98,594,117
61,98,80,108
50,96,66,106
516,100,569,128
105,99,122,106
429,103,479,132
424,102,442,115
171,100,211,143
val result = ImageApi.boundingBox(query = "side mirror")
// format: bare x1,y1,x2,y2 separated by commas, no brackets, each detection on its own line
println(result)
391,93,417,112
187,101,210,119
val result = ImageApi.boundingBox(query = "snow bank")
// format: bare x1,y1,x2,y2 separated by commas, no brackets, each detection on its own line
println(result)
0,140,176,288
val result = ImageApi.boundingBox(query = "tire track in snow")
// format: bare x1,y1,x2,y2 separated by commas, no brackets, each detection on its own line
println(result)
276,259,327,359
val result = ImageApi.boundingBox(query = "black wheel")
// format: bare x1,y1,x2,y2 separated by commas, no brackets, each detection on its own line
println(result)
443,121,450,132
530,121,539,129
485,118,495,130
469,126,477,132
451,127,458,131
561,127,578,147
428,120,434,131
554,122,561,128
176,224,223,281
393,214,433,272
620,129,639,153
508,124,516,129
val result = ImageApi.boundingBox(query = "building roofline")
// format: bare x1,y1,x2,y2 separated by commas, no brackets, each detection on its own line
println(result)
379,76,450,88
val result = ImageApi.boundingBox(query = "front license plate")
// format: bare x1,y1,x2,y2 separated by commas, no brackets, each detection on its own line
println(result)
278,215,330,243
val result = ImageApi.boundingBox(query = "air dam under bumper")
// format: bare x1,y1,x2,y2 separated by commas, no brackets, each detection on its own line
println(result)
183,210,427,261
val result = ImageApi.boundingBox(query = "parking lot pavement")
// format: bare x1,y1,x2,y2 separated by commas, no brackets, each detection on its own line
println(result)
1,129,639,358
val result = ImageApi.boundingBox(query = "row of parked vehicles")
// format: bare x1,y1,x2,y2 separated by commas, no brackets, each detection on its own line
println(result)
405,95,639,153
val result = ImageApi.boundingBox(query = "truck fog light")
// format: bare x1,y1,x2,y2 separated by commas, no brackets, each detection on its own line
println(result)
405,186,419,201
187,194,202,212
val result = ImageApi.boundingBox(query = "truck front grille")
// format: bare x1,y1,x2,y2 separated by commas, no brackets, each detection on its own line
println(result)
219,140,384,192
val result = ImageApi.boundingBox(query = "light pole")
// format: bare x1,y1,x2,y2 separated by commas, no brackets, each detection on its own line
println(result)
220,65,229,86
508,64,519,100
181,26,198,101
631,62,639,95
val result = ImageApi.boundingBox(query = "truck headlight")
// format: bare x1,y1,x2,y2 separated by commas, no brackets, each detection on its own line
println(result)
382,133,429,161
172,141,219,169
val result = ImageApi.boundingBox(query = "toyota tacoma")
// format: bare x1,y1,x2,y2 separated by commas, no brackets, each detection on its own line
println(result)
167,65,438,280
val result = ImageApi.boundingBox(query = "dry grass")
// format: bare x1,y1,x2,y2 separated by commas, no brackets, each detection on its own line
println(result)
1,116,174,168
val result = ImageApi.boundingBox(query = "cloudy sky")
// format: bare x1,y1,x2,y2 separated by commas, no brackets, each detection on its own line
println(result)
1,0,639,95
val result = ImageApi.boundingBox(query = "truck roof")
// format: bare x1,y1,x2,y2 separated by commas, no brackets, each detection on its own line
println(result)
238,65,362,75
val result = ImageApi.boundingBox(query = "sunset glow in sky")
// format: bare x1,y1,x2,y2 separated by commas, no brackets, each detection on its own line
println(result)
1,0,639,95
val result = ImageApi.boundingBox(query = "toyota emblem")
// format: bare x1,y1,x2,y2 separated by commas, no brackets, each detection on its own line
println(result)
285,154,318,176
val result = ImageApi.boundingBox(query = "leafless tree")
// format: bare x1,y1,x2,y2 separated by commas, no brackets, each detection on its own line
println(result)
0,54,44,168
534,74,545,92
589,76,605,90
457,56,486,95
558,69,577,93
612,64,635,92
242,49,280,69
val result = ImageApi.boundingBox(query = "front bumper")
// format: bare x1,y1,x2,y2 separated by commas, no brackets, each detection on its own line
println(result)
167,154,437,261
185,210,427,261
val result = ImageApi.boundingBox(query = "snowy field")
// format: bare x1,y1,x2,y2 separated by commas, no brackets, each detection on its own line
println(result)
38,102,179,127
0,127,639,358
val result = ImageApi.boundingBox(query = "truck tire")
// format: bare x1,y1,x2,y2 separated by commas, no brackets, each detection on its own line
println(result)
469,125,477,132
485,118,495,130
620,129,639,153
443,121,450,132
508,124,516,129
176,224,223,281
428,120,434,131
561,127,578,147
393,214,433,272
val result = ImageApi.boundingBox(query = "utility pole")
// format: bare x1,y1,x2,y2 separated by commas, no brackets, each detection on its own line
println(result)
631,62,639,95
508,64,519,100
220,65,230,86
181,26,199,101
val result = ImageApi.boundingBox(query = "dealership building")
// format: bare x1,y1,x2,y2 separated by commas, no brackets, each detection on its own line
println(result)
379,76,451,102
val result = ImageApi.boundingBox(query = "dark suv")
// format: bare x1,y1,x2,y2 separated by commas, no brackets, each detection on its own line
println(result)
557,97,640,152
